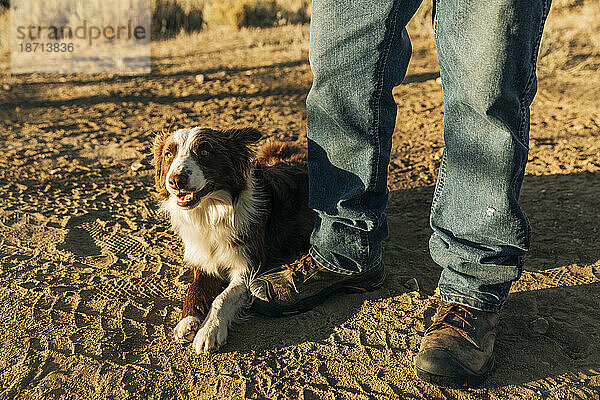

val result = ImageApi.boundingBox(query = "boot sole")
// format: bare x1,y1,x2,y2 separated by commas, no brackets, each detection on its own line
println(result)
415,353,495,389
251,263,385,318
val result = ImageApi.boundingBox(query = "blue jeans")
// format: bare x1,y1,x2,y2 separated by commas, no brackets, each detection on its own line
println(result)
307,0,551,312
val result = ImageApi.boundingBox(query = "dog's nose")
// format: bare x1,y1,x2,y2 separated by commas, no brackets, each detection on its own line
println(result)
168,173,188,190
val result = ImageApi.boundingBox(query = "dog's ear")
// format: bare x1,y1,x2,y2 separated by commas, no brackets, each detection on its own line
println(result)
153,130,170,199
225,127,262,146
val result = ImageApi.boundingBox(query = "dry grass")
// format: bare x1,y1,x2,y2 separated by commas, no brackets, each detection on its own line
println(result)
203,0,309,29
151,0,204,38
204,0,280,29
1,0,598,73
539,1,600,71
152,0,309,34
0,8,7,53
405,0,600,72
274,0,311,25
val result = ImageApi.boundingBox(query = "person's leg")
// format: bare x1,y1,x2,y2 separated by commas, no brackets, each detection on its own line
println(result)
416,0,552,388
430,0,552,312
307,0,422,275
250,0,422,316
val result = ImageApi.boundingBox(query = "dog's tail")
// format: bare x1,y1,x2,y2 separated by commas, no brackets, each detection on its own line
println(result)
256,141,307,166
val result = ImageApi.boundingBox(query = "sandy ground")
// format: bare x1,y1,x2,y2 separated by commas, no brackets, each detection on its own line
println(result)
0,14,599,400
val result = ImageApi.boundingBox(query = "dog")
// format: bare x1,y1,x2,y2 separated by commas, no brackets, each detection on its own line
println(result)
153,126,315,353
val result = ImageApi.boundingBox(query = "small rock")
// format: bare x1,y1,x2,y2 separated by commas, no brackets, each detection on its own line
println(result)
2,84,11,91
131,161,144,171
435,77,442,84
530,317,549,335
403,277,420,292
15,106,21,113
195,74,205,84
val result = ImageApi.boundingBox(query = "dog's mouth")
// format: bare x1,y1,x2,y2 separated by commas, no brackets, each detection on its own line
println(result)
175,182,215,208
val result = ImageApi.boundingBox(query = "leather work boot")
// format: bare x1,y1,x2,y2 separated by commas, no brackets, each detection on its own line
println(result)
250,254,385,317
415,300,499,388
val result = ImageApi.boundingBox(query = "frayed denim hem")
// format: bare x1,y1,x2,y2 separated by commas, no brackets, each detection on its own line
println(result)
439,290,504,313
310,246,382,276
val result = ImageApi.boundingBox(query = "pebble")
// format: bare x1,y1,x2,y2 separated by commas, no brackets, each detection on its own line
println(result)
2,84,11,91
131,161,144,171
530,317,549,335
195,74,205,84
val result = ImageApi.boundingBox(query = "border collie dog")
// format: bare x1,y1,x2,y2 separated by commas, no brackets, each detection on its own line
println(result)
153,126,314,353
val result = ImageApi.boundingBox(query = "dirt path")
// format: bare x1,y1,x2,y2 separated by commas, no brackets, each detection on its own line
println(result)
0,23,599,399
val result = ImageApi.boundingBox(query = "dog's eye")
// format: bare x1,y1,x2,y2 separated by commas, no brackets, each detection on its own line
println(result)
164,149,174,159
195,142,210,157
164,143,177,159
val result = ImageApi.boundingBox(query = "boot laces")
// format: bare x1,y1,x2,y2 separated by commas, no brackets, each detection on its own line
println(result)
284,254,318,281
433,301,477,339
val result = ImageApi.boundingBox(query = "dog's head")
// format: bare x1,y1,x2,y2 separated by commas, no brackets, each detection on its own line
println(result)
153,127,261,209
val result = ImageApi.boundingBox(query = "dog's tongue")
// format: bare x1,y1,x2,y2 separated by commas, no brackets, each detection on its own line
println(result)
175,183,214,207
176,191,194,206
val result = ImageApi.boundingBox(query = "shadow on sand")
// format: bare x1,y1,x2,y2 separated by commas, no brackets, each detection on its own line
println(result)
224,171,600,388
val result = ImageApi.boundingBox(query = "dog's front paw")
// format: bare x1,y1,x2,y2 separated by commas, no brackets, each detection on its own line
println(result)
173,316,200,343
192,319,228,353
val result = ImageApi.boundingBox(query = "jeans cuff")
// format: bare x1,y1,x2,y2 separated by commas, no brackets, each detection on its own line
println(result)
309,246,381,276
439,290,503,313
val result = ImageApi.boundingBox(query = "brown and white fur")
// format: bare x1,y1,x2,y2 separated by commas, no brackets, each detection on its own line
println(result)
153,126,314,353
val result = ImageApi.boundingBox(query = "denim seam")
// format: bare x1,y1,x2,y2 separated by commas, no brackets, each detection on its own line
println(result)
513,0,550,249
358,0,402,267
517,0,550,145
310,246,381,276
430,150,447,212
367,0,401,197
432,0,440,37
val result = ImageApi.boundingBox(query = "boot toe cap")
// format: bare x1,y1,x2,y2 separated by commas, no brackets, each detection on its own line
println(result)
415,347,471,377
415,347,492,388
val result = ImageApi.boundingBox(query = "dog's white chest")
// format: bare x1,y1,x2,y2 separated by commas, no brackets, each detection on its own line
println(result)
172,202,247,279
